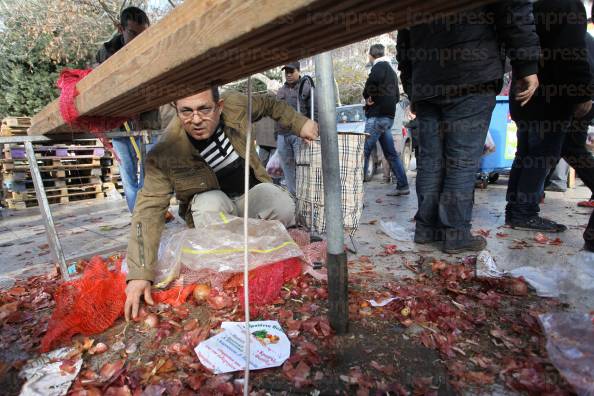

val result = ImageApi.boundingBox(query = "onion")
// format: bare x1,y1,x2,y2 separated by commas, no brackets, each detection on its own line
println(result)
89,342,108,355
509,278,528,296
208,295,231,310
193,284,211,302
143,313,159,329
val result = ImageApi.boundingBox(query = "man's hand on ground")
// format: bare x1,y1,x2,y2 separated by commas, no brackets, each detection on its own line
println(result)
299,119,319,142
125,279,154,321
515,74,539,107
366,97,375,106
574,100,593,119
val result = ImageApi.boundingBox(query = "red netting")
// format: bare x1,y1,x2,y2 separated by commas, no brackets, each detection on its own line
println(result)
225,257,303,307
41,256,126,352
56,68,128,160
152,285,196,307
41,254,307,351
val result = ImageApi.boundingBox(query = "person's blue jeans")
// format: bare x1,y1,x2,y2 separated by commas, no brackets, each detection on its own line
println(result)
415,94,496,238
276,134,301,195
363,117,409,189
112,137,155,212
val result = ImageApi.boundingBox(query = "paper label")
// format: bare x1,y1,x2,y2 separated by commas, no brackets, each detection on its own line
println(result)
195,321,290,374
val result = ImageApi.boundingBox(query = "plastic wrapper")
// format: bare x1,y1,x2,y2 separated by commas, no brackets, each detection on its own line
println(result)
483,130,496,155
539,312,594,396
265,150,283,177
380,220,414,242
154,213,303,288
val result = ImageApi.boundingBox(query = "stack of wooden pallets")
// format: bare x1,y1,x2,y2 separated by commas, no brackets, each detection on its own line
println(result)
1,117,30,137
1,117,124,209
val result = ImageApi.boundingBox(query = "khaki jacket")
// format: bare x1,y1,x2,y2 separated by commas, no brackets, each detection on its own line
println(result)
126,92,308,282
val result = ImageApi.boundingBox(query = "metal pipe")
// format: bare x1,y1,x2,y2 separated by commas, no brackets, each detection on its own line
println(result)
314,51,348,334
24,141,69,280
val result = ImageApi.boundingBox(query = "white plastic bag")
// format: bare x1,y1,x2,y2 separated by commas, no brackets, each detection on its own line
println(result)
153,213,303,288
266,150,283,177
380,220,414,241
539,312,594,396
483,130,496,155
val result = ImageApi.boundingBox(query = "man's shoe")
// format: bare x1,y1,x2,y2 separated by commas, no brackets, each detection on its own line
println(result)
443,235,487,254
585,240,594,253
387,187,410,196
544,184,566,193
506,216,566,232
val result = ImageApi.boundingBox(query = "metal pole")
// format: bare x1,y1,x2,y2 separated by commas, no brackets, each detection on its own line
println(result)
24,141,69,280
314,51,348,334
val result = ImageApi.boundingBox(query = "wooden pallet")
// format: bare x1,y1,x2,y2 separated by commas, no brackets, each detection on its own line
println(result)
2,144,105,160
4,183,104,209
2,156,103,171
3,167,104,180
2,117,31,128
1,117,30,137
3,175,102,191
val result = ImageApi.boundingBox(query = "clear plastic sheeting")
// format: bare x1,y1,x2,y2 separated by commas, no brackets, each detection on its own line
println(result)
539,313,594,396
154,213,304,288
380,220,415,242
475,250,594,299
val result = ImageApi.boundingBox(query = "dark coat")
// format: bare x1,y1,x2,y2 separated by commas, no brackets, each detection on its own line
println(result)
363,60,399,118
396,1,540,102
511,0,593,120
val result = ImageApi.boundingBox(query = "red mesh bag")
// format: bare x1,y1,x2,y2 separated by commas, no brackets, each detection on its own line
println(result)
41,256,126,352
152,285,196,307
226,258,303,307
56,68,129,161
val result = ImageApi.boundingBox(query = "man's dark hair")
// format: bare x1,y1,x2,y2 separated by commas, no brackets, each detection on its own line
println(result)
172,86,220,109
369,44,385,59
120,6,150,27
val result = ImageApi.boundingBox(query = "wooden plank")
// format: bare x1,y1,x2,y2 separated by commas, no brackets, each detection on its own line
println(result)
29,0,493,135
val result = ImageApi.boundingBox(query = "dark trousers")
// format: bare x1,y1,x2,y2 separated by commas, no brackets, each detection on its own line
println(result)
414,93,496,238
563,109,594,192
505,114,571,220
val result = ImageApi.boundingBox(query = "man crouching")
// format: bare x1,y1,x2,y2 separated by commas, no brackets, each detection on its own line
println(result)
124,87,319,320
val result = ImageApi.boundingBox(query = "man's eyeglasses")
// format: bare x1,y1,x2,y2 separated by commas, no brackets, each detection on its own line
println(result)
178,106,217,120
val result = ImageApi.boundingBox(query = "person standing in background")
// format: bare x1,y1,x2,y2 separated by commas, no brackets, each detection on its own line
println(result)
363,44,410,196
95,7,171,220
397,2,540,253
274,61,314,195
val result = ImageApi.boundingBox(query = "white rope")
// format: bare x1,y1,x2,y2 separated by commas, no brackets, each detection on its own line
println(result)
243,76,252,396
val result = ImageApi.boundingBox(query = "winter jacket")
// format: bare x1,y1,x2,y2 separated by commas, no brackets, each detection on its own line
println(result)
275,76,315,135
396,1,540,102
125,92,308,282
363,58,399,118
511,0,593,120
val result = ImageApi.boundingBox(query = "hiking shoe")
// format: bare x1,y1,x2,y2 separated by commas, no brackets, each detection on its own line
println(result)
443,235,487,254
585,240,594,253
387,187,410,196
506,216,567,232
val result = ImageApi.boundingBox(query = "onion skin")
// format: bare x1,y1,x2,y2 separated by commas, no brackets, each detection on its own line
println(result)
509,278,528,296
143,313,159,329
193,284,211,302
